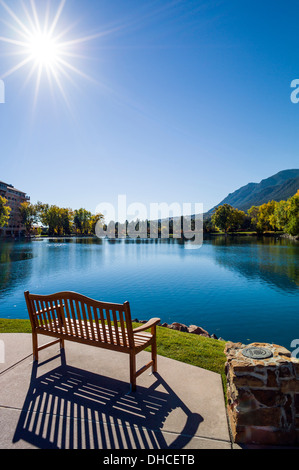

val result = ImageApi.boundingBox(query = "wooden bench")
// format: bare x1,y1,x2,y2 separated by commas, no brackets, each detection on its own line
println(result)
24,291,160,391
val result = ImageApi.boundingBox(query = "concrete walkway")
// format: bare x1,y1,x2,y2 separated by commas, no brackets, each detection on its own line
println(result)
0,333,233,450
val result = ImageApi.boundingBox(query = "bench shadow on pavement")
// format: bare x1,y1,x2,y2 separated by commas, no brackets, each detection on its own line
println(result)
13,351,203,449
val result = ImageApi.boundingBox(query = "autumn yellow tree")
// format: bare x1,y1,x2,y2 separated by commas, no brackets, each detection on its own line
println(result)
285,190,299,236
256,201,277,232
0,196,11,227
273,200,290,231
247,191,299,236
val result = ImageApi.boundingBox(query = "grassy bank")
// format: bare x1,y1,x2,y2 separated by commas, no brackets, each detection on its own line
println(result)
0,318,227,396
206,230,284,236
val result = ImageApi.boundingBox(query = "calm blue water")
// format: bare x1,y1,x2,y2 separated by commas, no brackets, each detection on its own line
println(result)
0,236,298,349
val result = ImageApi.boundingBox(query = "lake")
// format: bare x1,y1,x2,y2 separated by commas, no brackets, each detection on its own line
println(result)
0,236,298,349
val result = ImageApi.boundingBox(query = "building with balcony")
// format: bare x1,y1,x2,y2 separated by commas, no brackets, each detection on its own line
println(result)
0,180,30,237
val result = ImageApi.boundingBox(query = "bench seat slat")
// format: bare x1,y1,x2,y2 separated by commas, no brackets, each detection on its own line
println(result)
35,318,152,350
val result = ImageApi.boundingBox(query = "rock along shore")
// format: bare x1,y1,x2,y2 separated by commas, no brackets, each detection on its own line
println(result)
132,319,224,341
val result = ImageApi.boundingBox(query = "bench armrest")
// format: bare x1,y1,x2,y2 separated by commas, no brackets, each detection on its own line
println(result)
133,318,160,334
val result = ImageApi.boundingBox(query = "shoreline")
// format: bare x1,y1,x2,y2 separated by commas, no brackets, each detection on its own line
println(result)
1,231,297,242
134,318,225,342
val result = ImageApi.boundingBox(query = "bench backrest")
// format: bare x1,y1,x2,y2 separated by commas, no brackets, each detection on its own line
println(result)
24,291,134,349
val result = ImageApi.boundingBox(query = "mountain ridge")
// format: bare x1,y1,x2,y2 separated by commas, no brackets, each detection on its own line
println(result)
207,169,299,214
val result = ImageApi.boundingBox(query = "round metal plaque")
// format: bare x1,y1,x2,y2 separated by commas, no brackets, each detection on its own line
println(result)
242,347,273,360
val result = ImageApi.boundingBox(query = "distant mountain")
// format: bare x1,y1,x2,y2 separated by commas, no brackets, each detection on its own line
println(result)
207,169,299,215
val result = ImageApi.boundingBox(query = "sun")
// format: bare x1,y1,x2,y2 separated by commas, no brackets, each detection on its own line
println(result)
28,32,60,68
0,0,101,105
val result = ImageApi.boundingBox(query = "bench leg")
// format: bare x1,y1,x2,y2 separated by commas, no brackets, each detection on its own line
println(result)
32,332,38,362
129,353,136,392
31,333,64,363
151,342,157,373
151,326,157,373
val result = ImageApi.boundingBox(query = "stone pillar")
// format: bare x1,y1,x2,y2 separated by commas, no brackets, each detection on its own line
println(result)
225,342,299,446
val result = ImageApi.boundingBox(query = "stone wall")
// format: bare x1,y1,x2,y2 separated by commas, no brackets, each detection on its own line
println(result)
225,342,299,446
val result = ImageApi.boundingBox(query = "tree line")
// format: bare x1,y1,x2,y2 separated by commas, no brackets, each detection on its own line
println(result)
0,190,298,238
208,190,299,236
0,197,104,237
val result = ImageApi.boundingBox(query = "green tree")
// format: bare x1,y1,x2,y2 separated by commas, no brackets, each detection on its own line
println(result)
19,202,37,236
60,208,73,236
0,196,11,227
285,190,299,236
74,208,92,235
203,217,213,233
247,206,260,231
230,208,247,231
35,203,73,236
36,204,60,236
212,204,246,233
46,205,63,236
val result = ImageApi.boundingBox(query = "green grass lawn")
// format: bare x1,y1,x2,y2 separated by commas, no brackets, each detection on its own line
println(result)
0,318,33,334
0,318,227,397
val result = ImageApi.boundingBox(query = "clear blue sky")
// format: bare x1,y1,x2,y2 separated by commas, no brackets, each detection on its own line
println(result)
0,0,299,217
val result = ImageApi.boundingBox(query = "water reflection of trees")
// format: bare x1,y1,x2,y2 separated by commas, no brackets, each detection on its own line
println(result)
210,236,299,294
45,237,178,245
0,241,33,296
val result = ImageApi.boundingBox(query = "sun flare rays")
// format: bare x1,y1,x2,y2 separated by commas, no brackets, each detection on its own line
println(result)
0,0,102,105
